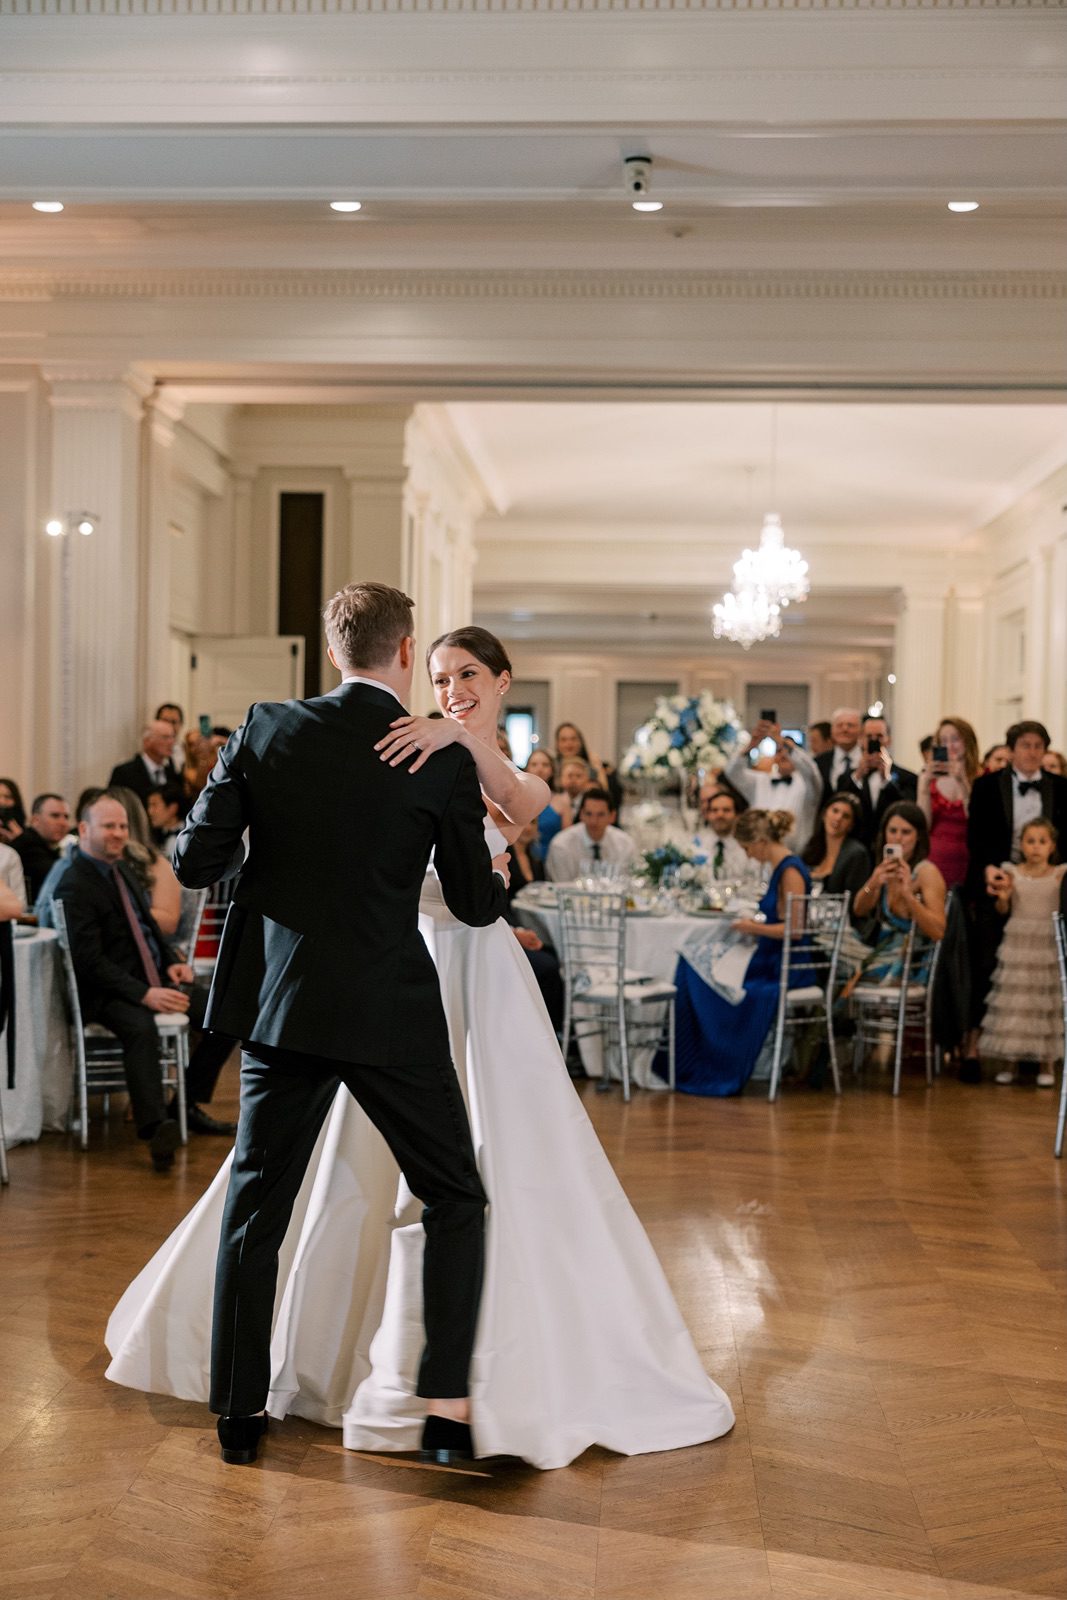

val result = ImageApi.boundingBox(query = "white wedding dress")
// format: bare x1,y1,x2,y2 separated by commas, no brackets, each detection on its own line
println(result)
105,820,734,1469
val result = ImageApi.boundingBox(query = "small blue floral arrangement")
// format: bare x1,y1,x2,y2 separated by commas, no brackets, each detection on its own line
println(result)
621,691,742,779
640,842,698,888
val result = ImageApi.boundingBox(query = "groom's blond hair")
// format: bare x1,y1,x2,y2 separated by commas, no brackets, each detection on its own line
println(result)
323,583,414,671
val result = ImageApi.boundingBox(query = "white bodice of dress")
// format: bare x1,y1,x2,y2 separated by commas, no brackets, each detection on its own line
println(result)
420,813,507,923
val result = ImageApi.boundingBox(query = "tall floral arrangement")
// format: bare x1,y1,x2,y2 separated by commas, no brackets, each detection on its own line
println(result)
621,692,742,780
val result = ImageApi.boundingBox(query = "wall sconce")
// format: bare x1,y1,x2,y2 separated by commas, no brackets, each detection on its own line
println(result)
45,511,98,538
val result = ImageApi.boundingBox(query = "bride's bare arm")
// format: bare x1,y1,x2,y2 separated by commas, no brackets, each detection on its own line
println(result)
375,715,550,826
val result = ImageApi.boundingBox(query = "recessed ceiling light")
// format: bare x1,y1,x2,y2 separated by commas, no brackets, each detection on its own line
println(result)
32,200,65,213
947,200,979,213
632,200,663,213
329,200,362,213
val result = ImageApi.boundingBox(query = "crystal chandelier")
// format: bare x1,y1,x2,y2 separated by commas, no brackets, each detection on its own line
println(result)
711,585,782,651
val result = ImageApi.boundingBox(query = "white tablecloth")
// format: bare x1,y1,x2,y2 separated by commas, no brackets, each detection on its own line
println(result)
514,897,712,1090
1,929,73,1147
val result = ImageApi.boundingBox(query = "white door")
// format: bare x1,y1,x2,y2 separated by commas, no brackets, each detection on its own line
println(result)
188,635,306,730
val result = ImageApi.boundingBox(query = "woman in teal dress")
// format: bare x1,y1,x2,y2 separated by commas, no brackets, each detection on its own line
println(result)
669,808,812,1096
851,802,947,986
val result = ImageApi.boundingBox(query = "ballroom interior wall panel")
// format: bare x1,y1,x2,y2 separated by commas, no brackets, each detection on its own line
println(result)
0,378,45,797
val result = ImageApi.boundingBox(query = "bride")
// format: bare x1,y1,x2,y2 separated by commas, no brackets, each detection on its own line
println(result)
106,626,734,1470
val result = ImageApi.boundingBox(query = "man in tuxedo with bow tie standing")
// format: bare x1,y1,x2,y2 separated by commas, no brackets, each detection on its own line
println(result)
961,719,1067,1081
817,711,917,850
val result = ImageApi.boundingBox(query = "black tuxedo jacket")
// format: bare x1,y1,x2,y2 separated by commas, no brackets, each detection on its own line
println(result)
173,681,508,1067
815,749,918,847
966,767,1067,898
108,754,182,806
54,853,177,1018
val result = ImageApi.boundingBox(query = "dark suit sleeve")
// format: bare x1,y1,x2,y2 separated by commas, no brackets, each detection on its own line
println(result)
55,873,148,1007
433,751,509,929
172,718,251,889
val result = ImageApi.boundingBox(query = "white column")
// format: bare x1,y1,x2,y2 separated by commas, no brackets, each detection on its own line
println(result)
0,374,46,794
140,391,184,720
342,411,411,593
228,464,258,636
47,370,151,798
1047,535,1067,745
893,587,947,767
943,588,987,731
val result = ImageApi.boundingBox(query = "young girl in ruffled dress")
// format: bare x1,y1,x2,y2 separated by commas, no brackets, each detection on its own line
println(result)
980,818,1066,1088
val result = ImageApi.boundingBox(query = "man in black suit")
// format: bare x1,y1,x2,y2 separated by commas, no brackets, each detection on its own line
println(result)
961,719,1067,1081
173,582,509,1467
54,792,236,1170
817,712,917,849
108,720,183,806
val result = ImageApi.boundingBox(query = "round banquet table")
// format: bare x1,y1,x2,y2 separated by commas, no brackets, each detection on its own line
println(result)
513,895,715,1090
0,928,73,1147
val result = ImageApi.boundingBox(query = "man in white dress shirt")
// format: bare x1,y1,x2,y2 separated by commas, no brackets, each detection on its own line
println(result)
815,706,864,804
546,788,636,881
724,722,822,852
694,786,754,882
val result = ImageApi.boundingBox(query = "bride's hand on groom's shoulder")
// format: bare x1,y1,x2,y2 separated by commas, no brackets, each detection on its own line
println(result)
375,715,461,772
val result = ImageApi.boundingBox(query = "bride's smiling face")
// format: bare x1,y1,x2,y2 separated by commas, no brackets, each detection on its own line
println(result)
430,646,509,740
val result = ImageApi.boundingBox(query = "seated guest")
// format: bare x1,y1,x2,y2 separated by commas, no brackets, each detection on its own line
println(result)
851,801,947,982
695,784,753,881
822,713,918,849
54,792,236,1169
982,742,1011,774
546,788,636,881
558,757,593,822
524,749,571,860
0,881,20,921
11,793,71,903
668,809,811,1097
801,792,870,905
0,841,26,910
155,702,184,739
33,786,104,927
146,782,185,861
725,719,822,851
554,721,623,813
0,777,27,845
507,818,546,893
1043,749,1067,778
110,786,183,938
917,715,979,891
504,820,562,1031
807,721,833,759
109,720,182,805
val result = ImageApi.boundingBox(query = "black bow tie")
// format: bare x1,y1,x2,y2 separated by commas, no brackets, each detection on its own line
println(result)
1016,779,1041,797
770,776,793,786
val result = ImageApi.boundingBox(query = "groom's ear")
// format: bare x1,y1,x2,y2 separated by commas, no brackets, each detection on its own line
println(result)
326,644,340,673
397,635,416,671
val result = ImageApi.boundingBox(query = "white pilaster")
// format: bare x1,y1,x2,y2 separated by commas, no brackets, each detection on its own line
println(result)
942,588,987,732
140,391,184,721
0,375,46,795
893,587,947,768
1047,535,1067,745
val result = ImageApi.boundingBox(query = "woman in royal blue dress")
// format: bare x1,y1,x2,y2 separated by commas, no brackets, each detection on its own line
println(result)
672,808,811,1096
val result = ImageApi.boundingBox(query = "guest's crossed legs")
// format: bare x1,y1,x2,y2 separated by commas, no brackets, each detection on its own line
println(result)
210,1042,487,1419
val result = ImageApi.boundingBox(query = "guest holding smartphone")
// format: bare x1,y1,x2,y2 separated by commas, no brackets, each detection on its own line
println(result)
852,802,946,985
917,716,979,891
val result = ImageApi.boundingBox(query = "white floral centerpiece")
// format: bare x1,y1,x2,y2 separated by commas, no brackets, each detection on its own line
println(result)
621,691,743,781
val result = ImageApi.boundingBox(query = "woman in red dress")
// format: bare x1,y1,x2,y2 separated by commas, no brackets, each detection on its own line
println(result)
917,715,979,890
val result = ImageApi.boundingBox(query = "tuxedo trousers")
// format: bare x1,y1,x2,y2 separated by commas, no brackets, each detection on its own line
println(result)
210,1041,486,1417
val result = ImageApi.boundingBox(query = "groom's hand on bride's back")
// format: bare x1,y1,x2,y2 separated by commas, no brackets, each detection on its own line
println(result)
491,853,511,888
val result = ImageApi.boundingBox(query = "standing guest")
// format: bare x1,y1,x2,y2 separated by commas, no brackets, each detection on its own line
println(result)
801,792,870,904
109,720,182,806
822,714,917,849
110,786,183,939
546,788,636,882
0,841,26,910
807,721,833,759
851,802,947,984
917,716,980,891
980,817,1065,1087
724,719,822,851
524,749,571,862
554,722,622,813
0,777,27,845
1043,749,1067,778
146,783,186,860
814,706,864,801
11,793,71,902
54,793,236,1170
982,743,1011,773
670,809,811,1097
919,735,934,766
155,702,184,739
695,785,753,881
961,720,1067,1082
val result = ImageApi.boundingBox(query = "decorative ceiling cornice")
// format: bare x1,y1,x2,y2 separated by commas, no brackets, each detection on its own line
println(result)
0,268,1063,303
1,0,1063,12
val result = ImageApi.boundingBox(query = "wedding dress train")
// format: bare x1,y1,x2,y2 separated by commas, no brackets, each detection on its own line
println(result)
106,825,734,1469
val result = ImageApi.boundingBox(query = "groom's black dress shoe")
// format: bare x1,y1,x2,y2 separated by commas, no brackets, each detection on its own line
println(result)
420,1415,474,1464
217,1413,269,1465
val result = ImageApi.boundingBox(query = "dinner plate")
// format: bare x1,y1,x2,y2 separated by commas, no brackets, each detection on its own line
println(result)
13,924,37,939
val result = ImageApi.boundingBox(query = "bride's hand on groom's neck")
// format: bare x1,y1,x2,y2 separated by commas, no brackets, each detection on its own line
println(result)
375,714,464,772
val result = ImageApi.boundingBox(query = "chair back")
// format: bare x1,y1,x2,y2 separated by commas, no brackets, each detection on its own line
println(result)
194,876,237,966
1055,912,1067,1034
782,891,849,994
51,900,88,1039
557,889,627,993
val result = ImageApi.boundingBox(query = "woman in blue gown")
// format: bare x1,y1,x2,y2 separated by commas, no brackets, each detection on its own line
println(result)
670,808,812,1096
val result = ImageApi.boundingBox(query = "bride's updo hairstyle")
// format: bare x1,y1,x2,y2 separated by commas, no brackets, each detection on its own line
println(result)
426,626,512,680
734,808,794,847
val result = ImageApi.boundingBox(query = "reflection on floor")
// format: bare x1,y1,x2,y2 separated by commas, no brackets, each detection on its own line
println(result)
1,1061,1064,1600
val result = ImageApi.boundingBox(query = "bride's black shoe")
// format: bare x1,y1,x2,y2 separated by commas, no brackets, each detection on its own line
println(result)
420,1414,474,1464
217,1413,269,1465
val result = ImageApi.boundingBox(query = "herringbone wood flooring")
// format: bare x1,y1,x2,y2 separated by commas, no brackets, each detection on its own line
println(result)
1,1063,1064,1600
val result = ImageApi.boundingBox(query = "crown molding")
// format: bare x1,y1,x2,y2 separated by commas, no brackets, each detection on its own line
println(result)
1,0,1062,11
2,268,1064,302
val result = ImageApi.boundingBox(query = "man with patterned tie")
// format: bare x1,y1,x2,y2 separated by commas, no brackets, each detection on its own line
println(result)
961,719,1067,1082
55,792,235,1169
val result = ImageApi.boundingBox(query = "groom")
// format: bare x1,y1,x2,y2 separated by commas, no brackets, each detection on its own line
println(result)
173,582,508,1466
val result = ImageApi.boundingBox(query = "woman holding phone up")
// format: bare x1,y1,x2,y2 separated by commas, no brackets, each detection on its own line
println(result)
917,716,979,890
852,801,947,985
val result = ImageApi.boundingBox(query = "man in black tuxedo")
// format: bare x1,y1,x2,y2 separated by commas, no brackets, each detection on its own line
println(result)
108,719,183,807
173,582,509,1467
817,712,917,849
54,792,236,1170
962,719,1067,1081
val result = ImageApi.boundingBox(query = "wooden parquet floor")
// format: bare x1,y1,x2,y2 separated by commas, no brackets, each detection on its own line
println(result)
1,1064,1065,1600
